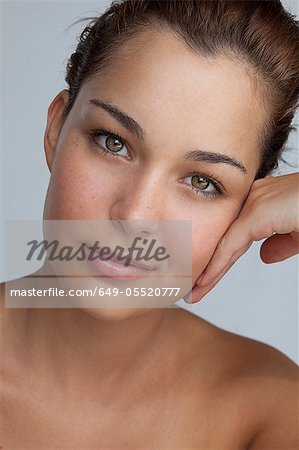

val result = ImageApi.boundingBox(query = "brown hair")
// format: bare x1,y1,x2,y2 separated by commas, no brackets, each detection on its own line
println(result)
63,0,299,179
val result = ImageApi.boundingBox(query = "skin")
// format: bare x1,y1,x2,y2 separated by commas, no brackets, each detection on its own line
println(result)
187,171,299,303
1,28,298,449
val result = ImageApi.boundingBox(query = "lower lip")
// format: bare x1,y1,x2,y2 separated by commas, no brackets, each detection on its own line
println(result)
85,248,155,278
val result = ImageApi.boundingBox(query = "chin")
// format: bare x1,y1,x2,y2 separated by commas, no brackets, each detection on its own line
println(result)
80,306,154,322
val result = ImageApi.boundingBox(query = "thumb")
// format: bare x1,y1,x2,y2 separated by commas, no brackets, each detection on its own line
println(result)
260,233,299,263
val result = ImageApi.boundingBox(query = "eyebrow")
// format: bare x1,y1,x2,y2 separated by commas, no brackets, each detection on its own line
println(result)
90,98,145,141
183,150,247,174
89,98,247,175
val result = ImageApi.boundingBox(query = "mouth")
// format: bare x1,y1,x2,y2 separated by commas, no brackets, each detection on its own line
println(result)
83,242,157,277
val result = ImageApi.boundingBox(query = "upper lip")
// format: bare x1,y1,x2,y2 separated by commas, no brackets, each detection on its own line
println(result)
83,242,157,271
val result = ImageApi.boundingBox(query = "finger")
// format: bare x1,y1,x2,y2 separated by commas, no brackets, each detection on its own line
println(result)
198,234,253,288
198,203,278,287
260,233,299,263
184,257,234,304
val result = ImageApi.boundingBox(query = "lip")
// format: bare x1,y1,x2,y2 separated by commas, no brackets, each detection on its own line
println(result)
83,242,157,278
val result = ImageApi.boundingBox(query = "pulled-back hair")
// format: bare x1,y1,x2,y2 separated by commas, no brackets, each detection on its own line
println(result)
64,0,299,179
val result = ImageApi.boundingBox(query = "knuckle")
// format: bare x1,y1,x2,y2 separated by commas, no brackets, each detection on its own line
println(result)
242,196,265,219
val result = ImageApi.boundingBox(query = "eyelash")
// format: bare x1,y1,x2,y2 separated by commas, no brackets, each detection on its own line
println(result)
89,128,225,199
90,128,132,159
180,172,224,199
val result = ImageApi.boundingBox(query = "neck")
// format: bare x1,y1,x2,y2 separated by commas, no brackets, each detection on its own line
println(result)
12,264,181,403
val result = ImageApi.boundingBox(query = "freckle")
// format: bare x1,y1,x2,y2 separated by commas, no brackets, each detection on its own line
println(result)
72,137,79,148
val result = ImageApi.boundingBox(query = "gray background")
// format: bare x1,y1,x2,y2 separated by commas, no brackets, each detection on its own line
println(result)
1,0,298,363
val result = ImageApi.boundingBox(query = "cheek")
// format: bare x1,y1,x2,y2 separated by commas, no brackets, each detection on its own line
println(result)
43,137,115,220
191,208,237,283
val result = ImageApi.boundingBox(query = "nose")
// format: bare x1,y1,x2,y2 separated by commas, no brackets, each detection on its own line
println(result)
112,219,159,237
110,172,165,236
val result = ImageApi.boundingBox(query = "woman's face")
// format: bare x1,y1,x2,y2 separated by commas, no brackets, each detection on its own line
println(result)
43,28,267,302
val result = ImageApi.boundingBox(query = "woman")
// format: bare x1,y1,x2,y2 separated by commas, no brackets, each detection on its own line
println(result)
1,0,299,448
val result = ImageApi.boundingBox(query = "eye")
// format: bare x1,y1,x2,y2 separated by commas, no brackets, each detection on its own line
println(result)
90,129,130,158
180,172,224,199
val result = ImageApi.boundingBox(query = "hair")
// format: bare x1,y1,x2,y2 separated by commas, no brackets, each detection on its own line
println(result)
63,0,299,179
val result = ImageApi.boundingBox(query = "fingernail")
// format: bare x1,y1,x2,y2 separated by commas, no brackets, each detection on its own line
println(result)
184,292,193,304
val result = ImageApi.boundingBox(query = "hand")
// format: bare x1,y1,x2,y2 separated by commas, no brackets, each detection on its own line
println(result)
184,172,299,304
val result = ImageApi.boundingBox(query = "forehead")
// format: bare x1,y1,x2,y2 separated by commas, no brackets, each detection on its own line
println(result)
78,29,268,175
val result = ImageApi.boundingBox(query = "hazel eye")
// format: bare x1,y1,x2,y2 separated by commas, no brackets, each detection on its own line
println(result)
105,135,124,153
191,175,211,191
180,173,224,198
90,129,130,158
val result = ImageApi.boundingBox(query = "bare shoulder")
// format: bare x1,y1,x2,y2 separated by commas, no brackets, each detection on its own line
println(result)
177,307,299,449
0,281,6,319
177,306,298,376
0,281,12,324
0,281,5,299
225,328,299,450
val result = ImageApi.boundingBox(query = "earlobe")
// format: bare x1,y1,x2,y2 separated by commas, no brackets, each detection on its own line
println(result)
44,89,69,172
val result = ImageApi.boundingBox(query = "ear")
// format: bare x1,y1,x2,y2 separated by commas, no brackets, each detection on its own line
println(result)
44,89,70,172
